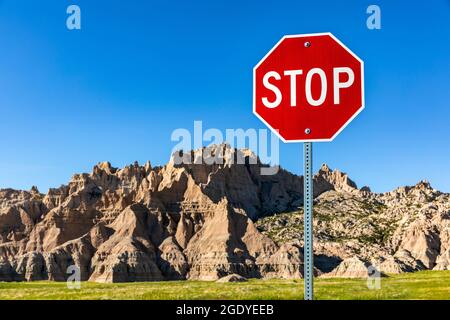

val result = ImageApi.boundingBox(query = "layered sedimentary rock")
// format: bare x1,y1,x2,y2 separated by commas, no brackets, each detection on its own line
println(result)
257,178,450,277
0,144,449,282
216,274,247,283
322,257,376,278
0,145,307,282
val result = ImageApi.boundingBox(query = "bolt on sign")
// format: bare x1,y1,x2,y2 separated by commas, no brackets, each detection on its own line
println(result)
253,33,364,299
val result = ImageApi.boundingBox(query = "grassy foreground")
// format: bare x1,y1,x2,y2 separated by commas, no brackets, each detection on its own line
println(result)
0,270,449,300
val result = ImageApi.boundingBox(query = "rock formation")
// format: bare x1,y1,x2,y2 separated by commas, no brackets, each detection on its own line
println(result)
257,177,450,277
322,257,377,278
0,144,449,282
216,273,247,283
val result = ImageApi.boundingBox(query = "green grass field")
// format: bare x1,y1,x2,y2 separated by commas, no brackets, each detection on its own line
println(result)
0,271,449,300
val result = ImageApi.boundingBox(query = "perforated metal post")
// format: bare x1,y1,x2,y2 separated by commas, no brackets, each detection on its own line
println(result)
303,142,313,300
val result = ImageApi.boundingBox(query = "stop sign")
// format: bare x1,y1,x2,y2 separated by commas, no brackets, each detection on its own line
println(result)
253,33,364,142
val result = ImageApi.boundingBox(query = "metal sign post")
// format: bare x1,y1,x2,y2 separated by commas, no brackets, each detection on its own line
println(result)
303,142,313,300
253,33,364,301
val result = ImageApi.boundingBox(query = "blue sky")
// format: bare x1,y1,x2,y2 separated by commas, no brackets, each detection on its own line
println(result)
0,0,449,193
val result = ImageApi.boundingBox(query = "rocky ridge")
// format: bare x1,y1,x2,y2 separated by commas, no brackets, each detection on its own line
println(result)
0,144,449,282
256,166,450,276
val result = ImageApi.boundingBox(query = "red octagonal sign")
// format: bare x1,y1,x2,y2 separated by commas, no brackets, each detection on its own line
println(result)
253,33,364,142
